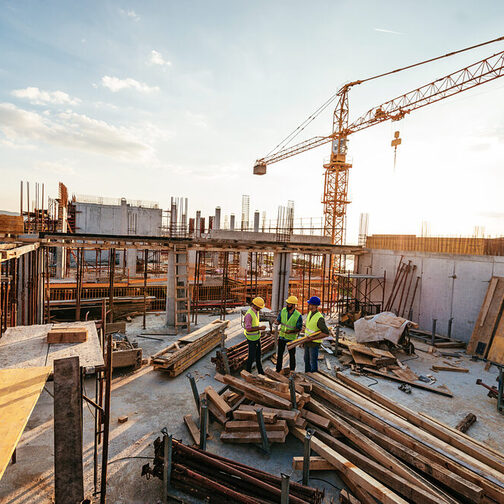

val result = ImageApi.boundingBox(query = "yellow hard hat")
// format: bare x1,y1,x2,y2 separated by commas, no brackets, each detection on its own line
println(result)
286,295,298,304
252,297,265,309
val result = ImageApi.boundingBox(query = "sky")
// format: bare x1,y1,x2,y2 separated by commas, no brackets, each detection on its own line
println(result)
0,0,503,242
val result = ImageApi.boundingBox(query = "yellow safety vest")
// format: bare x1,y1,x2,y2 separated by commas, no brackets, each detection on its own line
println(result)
244,308,261,341
306,311,323,344
279,308,301,341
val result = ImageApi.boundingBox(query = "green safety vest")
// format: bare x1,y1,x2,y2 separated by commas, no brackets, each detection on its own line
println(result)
279,308,301,341
306,311,324,344
244,308,261,341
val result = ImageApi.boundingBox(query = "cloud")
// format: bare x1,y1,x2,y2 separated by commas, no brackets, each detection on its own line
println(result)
11,87,80,105
35,160,76,175
101,75,159,93
120,8,139,21
374,28,403,35
0,102,152,159
148,50,171,67
185,111,208,128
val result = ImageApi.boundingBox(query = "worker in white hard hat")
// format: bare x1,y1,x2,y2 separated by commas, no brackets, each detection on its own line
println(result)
273,295,302,373
244,297,267,374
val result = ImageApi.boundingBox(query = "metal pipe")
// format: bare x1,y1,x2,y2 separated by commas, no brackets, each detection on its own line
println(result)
280,473,290,504
289,376,297,410
199,398,208,450
431,318,437,346
448,317,454,339
186,372,201,412
302,429,313,486
162,433,168,504
255,408,270,455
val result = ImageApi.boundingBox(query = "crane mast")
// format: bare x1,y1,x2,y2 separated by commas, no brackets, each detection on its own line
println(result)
254,42,504,261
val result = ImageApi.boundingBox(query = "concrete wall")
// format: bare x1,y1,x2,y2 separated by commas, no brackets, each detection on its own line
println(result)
75,199,162,236
357,249,504,343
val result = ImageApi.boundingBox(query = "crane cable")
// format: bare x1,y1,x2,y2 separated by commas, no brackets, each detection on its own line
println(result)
265,34,504,158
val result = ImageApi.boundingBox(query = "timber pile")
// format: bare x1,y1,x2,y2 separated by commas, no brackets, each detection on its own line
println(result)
468,276,504,364
212,331,275,373
142,438,324,504
267,369,504,504
152,320,228,376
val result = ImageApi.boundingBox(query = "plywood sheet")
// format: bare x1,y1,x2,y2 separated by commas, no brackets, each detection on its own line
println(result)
487,314,504,365
0,366,51,479
467,277,504,357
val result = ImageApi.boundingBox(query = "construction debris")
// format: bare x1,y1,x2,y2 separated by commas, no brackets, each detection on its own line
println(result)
455,413,477,433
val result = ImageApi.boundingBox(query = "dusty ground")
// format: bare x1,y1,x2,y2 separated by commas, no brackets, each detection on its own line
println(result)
1,313,503,504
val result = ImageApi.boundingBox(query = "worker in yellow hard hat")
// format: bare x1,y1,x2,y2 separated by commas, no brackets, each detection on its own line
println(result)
273,295,302,373
244,297,267,374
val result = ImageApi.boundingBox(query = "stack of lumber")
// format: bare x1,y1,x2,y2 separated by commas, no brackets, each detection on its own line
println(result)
142,438,324,504
152,320,228,376
266,369,504,504
0,214,24,234
212,331,275,373
468,276,504,364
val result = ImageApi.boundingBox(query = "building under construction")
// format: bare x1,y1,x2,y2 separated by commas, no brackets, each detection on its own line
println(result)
2,33,504,504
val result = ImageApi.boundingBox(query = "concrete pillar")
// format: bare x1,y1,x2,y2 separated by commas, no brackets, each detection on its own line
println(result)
230,214,235,231
253,211,260,233
195,211,201,237
214,207,221,230
55,207,67,279
166,251,176,326
126,249,137,277
120,198,128,234
271,252,292,312
239,252,248,276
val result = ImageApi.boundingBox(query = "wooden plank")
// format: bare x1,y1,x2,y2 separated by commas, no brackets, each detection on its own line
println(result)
308,373,504,502
238,404,298,421
264,367,304,394
333,370,504,473
225,420,287,432
0,366,51,480
291,427,408,504
341,413,483,504
220,430,286,443
233,410,278,423
184,414,200,445
240,370,289,393
292,456,334,471
431,365,469,373
54,357,84,503
47,327,88,344
205,386,231,416
467,277,504,357
222,375,292,409
301,409,330,430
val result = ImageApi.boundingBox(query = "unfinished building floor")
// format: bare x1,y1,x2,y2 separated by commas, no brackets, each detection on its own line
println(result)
0,313,502,503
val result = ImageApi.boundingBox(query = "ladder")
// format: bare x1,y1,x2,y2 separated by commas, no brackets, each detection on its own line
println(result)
173,244,191,331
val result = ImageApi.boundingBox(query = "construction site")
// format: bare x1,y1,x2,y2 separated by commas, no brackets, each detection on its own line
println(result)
2,10,504,504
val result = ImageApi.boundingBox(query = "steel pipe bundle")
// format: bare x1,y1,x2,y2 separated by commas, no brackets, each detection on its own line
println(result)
212,332,275,373
142,438,324,504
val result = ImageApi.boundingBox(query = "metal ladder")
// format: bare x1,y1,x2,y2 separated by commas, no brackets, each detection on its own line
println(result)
174,244,190,331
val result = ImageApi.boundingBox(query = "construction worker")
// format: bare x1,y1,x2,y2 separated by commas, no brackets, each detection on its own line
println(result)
244,297,267,374
304,296,330,373
273,295,302,373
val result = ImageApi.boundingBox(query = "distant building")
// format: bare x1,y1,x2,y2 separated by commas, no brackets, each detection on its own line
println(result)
74,196,162,236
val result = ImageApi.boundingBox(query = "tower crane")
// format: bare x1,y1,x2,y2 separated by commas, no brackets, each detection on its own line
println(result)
254,36,504,257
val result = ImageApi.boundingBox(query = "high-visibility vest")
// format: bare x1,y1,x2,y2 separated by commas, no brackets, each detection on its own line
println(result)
244,308,261,341
306,311,323,344
279,308,301,341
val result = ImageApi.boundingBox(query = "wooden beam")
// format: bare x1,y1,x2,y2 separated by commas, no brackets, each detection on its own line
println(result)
205,386,231,416
292,456,334,471
291,427,408,504
54,356,84,504
224,420,287,432
184,414,200,445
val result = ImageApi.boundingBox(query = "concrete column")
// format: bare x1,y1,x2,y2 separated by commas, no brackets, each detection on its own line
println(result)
239,252,248,276
195,211,201,237
55,207,67,279
271,252,292,312
166,250,176,326
126,249,137,277
120,198,128,234
230,214,235,231
253,211,260,233
214,207,221,230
